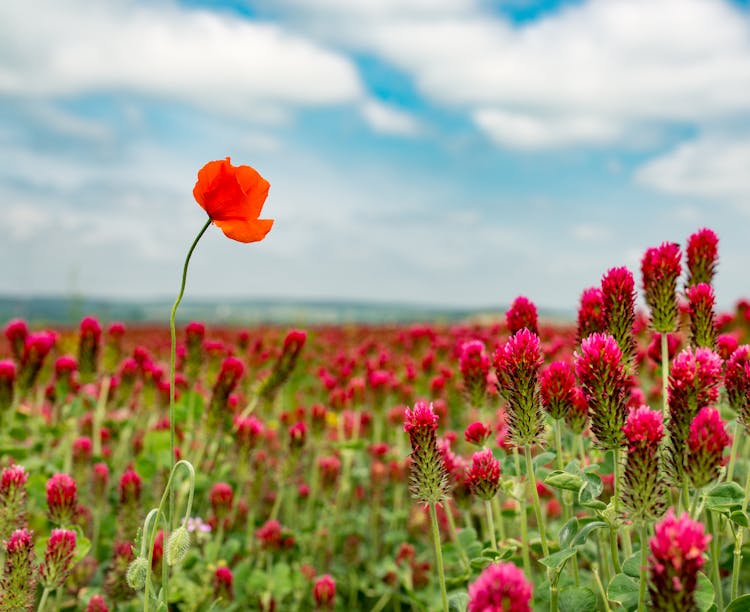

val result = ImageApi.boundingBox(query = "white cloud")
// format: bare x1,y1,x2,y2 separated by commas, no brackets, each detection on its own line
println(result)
360,100,423,136
570,223,613,244
272,0,750,149
0,0,362,118
636,134,750,206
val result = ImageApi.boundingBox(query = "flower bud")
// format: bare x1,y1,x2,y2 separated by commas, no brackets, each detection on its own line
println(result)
125,557,149,590
166,526,191,566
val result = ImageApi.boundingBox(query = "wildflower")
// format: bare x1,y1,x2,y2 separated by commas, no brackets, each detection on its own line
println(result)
234,415,264,453
313,574,336,610
574,333,629,450
0,359,16,416
210,482,234,521
577,287,606,344
467,561,533,612
403,401,449,505
601,267,636,368
685,407,730,489
648,508,710,610
686,283,716,349
17,331,55,394
466,449,501,501
40,528,77,589
78,316,102,383
92,462,109,499
493,329,545,447
86,595,109,612
318,455,342,488
464,421,492,447
72,436,93,466
727,346,750,432
214,566,234,602
459,340,490,408
0,528,36,611
193,157,273,243
105,541,135,600
256,519,282,550
46,473,78,526
506,296,538,335
4,319,28,363
716,334,739,361
685,228,719,287
0,464,29,542
258,329,307,405
667,347,723,482
646,332,680,365
184,321,205,381
565,387,589,435
119,468,142,504
622,406,667,521
539,360,576,421
289,421,307,450
641,242,681,334
207,356,244,432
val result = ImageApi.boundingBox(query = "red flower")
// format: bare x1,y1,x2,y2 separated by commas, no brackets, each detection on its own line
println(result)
193,157,273,243
506,295,538,335
466,449,501,501
468,561,533,612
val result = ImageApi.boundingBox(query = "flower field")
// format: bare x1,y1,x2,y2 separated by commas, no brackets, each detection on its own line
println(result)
2,161,750,611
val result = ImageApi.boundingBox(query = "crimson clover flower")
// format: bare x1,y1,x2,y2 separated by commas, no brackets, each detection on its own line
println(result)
577,286,607,344
685,228,719,288
601,267,636,368
506,296,539,336
467,561,533,612
641,242,681,333
685,407,731,489
466,448,502,501
403,401,449,505
622,406,667,521
648,508,710,610
686,283,717,349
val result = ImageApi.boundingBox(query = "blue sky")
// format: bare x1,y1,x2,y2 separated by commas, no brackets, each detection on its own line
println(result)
1,0,749,311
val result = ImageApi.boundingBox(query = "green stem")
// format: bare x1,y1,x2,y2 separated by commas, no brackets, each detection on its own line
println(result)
638,522,648,612
485,499,498,552
445,503,470,571
743,460,750,513
429,502,449,612
165,218,210,605
706,511,724,611
37,587,51,612
726,420,741,483
525,445,549,557
689,487,702,520
514,448,532,578
592,565,612,612
732,524,742,601
661,332,669,424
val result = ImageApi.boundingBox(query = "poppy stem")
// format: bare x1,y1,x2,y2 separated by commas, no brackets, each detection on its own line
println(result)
166,217,212,597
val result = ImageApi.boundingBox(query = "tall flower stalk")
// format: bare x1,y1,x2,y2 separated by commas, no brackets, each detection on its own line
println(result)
157,157,273,606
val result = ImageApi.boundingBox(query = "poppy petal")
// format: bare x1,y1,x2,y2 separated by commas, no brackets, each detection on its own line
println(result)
192,158,228,210
235,165,271,219
213,218,274,243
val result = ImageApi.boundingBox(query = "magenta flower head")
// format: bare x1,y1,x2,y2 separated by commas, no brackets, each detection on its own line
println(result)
574,333,629,450
119,467,142,505
185,321,206,381
0,359,16,417
466,448,501,501
577,287,606,344
210,482,234,520
565,387,589,435
539,361,576,421
0,528,36,611
313,574,336,610
459,340,490,408
258,329,307,404
686,228,719,288
46,473,78,526
686,407,730,489
468,561,533,612
207,356,245,432
641,242,681,333
40,528,77,589
86,594,109,612
4,319,28,363
648,508,710,610
213,566,234,602
622,406,667,521
234,415,264,453
686,283,716,349
494,329,545,447
667,347,723,482
0,464,29,542
506,295,538,335
726,345,750,432
78,316,102,383
601,267,636,368
17,331,55,394
464,421,492,447
403,401,448,505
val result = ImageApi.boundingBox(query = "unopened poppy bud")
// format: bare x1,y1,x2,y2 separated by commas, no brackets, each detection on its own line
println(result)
126,557,149,590
166,526,191,566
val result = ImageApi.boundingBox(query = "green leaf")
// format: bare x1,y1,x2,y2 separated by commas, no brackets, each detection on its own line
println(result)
726,594,750,612
134,455,157,480
696,571,715,612
457,527,479,548
534,451,557,468
704,482,745,511
448,592,469,612
570,521,608,547
730,510,750,528
579,499,608,511
579,472,603,504
539,547,578,572
470,556,493,570
559,586,598,612
622,551,641,578
544,470,584,492
72,534,91,565
607,573,639,610
558,517,579,549
143,430,172,469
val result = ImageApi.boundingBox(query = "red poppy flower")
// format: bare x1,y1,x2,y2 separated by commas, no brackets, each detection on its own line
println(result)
193,157,273,243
